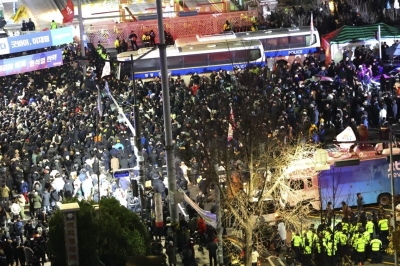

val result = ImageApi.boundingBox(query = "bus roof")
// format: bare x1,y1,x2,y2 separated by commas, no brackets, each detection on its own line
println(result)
236,26,317,39
117,39,262,61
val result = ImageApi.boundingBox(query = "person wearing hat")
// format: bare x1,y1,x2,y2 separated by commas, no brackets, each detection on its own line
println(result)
129,30,139,50
165,241,177,266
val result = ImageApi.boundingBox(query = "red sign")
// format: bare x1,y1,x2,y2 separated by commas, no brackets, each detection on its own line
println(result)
61,0,75,24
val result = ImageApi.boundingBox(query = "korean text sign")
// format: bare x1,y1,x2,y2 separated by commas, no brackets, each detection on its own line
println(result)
0,26,73,55
0,49,63,77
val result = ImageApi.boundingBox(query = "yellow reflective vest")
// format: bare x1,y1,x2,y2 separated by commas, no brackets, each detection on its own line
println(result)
370,239,382,251
378,219,389,231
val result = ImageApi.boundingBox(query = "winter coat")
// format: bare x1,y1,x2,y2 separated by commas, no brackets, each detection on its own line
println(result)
198,217,206,234
64,180,74,193
41,191,50,207
10,203,21,215
31,193,42,209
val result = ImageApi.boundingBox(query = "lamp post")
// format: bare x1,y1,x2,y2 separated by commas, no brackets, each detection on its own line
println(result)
155,0,179,229
130,54,146,220
389,129,398,266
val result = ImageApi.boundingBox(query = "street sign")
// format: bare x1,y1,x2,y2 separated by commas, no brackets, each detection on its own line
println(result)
113,170,130,179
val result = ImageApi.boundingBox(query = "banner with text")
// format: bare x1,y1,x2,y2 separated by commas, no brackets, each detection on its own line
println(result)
0,49,63,77
0,27,73,55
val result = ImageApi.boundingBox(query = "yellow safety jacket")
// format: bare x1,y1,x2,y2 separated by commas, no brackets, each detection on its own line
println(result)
223,23,231,31
370,239,382,251
378,219,389,231
366,221,374,234
114,40,120,48
292,235,302,247
142,35,150,42
355,238,366,252
325,241,336,256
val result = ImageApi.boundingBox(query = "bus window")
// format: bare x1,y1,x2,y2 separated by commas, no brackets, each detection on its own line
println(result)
183,54,209,67
233,49,261,62
168,56,184,69
307,178,313,188
277,37,289,49
135,58,159,72
306,34,317,46
209,51,233,65
290,179,304,190
289,35,306,48
262,38,277,50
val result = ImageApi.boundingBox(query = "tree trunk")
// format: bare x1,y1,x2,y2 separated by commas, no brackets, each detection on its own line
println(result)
244,227,254,266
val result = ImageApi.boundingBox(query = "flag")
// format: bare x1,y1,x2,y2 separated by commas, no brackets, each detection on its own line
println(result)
61,0,75,24
11,6,28,23
97,86,102,117
182,190,217,228
104,81,110,94
321,37,332,66
101,61,111,78
227,105,236,141
310,12,314,45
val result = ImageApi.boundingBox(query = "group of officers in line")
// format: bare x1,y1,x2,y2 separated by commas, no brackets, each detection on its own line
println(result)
289,213,390,265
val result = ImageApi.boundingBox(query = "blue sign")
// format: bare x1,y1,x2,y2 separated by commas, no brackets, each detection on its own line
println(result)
51,27,74,46
113,171,130,179
0,27,73,55
0,49,63,77
265,47,319,57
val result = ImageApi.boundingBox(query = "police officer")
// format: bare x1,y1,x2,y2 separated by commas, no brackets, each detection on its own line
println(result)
50,20,57,29
325,235,336,266
378,215,389,247
302,232,312,265
114,37,122,54
338,229,348,260
366,218,375,240
370,237,382,263
291,232,302,261
142,32,150,47
223,20,231,32
354,234,367,265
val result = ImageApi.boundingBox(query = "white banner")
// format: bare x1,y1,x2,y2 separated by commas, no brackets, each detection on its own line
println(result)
182,191,217,229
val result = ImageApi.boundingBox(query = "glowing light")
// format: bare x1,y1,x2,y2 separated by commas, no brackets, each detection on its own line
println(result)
329,1,335,13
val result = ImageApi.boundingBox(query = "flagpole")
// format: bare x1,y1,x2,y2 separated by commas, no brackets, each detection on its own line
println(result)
310,12,314,45
378,25,382,63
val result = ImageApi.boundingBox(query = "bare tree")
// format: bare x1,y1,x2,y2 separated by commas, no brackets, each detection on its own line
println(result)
345,0,379,24
191,75,320,265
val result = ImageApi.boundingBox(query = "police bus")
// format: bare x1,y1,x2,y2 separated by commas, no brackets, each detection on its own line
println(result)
116,35,265,80
236,26,321,68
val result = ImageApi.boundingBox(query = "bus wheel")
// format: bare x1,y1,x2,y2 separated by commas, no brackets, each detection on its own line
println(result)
378,193,391,206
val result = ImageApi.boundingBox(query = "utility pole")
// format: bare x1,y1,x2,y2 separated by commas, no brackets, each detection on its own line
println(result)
389,129,398,266
131,55,146,220
156,0,178,233
214,164,224,266
77,0,86,76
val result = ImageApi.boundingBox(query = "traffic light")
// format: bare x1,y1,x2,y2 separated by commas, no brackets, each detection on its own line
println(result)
131,179,139,197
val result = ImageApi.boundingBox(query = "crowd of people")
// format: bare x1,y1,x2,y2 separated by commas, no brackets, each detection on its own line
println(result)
0,10,397,264
285,198,390,266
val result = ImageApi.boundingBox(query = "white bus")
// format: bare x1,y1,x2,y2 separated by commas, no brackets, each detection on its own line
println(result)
116,37,265,80
236,26,321,68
